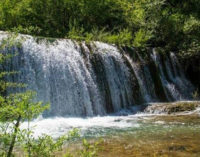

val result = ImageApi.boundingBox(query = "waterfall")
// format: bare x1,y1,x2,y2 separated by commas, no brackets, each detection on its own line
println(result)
150,49,194,101
124,53,157,102
0,32,195,117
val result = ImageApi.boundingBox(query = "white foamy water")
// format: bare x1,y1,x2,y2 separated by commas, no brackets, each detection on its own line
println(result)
20,114,144,138
21,103,200,139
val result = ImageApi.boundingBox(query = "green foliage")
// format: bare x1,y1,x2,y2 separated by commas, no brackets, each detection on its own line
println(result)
0,0,200,54
0,91,49,122
64,138,102,157
78,139,102,157
66,128,80,140
0,91,49,156
133,29,152,47
102,29,133,46
0,123,12,156
22,132,76,157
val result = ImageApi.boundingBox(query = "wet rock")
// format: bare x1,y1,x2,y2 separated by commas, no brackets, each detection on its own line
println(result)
144,101,200,114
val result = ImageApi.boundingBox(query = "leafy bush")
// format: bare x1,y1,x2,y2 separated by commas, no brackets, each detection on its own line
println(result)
22,129,80,157
79,139,102,157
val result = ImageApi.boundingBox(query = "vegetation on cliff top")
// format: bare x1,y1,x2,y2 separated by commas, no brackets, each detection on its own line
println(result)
0,0,200,57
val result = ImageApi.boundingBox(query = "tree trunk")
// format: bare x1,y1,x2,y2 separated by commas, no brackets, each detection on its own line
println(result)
7,115,21,157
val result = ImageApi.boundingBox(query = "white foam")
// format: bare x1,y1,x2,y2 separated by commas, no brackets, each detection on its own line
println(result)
20,115,142,138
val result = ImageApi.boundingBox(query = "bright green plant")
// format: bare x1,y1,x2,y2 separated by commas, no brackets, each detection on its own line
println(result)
20,128,79,157
0,91,49,157
78,139,102,157
133,29,152,47
64,138,102,157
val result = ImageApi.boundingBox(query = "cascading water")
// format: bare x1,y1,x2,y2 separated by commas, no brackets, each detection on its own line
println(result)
0,32,195,117
150,49,194,101
124,54,157,102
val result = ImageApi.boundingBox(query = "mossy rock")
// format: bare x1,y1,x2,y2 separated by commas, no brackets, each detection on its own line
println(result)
167,102,199,114
145,101,200,114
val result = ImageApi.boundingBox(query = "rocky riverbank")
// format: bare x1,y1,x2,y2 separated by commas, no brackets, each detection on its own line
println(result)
144,101,200,114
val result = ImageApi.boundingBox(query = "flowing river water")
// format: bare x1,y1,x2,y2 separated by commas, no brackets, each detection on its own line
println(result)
19,103,200,157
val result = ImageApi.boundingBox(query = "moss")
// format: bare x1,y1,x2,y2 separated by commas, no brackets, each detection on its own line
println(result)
167,102,199,114
34,36,57,44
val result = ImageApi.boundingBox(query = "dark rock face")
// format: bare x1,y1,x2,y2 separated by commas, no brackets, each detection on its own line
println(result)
183,56,200,92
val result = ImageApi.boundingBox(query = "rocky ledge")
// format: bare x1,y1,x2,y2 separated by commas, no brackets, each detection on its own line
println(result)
144,101,200,114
